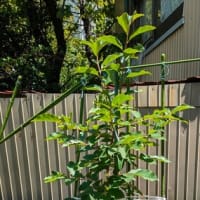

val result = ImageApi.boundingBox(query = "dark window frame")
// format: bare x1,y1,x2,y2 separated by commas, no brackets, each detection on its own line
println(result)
127,1,184,49
154,3,184,40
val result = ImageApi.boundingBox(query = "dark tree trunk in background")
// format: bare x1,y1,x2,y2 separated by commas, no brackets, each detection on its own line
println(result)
44,0,66,92
26,0,66,92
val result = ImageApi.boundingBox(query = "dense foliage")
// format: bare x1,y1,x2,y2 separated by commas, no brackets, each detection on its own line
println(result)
0,0,115,92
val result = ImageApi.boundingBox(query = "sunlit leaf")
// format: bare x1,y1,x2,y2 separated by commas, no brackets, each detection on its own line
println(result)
62,139,86,147
75,66,89,74
129,25,156,41
127,70,151,78
118,132,143,145
117,146,127,159
84,85,103,92
132,13,144,22
102,53,123,67
46,132,65,141
33,113,60,122
44,171,65,183
131,110,141,118
99,35,123,50
123,48,141,56
75,66,98,76
124,169,158,182
171,104,194,114
112,94,133,106
140,153,170,163
117,12,131,35
67,161,77,176
81,40,107,57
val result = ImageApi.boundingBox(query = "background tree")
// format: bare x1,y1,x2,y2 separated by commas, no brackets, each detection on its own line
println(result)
0,0,115,92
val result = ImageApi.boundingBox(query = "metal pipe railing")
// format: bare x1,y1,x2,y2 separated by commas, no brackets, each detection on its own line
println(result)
124,57,200,70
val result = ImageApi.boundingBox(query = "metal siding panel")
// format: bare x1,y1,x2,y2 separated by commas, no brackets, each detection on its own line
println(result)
0,82,199,199
13,98,31,200
42,94,60,200
186,108,199,200
31,94,51,200
54,94,69,199
194,111,200,200
141,0,200,82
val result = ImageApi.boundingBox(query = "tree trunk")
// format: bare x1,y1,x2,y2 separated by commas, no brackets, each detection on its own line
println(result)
26,0,66,92
43,0,66,92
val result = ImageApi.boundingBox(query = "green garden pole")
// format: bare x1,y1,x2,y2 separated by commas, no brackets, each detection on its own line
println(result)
0,80,84,144
160,53,166,197
74,78,86,197
0,75,22,139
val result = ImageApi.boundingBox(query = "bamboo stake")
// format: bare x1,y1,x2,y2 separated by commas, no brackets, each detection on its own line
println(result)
0,81,83,144
0,75,22,139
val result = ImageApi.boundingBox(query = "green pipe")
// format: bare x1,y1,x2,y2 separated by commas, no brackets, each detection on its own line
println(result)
0,75,22,139
124,57,200,70
0,81,83,144
160,54,166,197
74,89,85,197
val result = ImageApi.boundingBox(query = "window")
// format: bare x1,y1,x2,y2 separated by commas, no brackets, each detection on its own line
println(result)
128,0,184,48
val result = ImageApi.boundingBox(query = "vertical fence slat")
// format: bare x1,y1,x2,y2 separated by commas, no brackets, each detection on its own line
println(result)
194,110,200,200
13,98,31,200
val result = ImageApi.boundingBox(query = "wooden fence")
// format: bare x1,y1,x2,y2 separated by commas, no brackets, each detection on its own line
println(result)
0,82,199,200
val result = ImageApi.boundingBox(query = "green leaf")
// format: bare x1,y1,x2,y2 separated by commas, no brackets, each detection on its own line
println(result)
75,66,89,74
84,85,103,92
102,53,123,67
131,110,141,118
132,13,144,22
108,188,125,199
89,194,96,200
112,94,133,106
44,171,65,183
99,35,123,50
81,39,107,57
123,48,141,57
33,113,60,122
46,132,65,141
129,25,156,41
88,67,99,76
117,12,131,35
62,139,86,147
118,132,143,145
171,104,194,114
116,155,124,170
117,146,127,159
124,169,158,182
75,66,98,76
81,40,96,54
150,155,170,163
109,63,121,71
140,153,170,163
67,162,77,176
127,70,151,78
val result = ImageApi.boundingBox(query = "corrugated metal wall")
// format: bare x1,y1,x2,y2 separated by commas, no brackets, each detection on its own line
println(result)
0,82,200,200
140,0,200,82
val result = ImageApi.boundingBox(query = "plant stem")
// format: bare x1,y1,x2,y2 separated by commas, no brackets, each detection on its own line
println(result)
0,75,22,139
